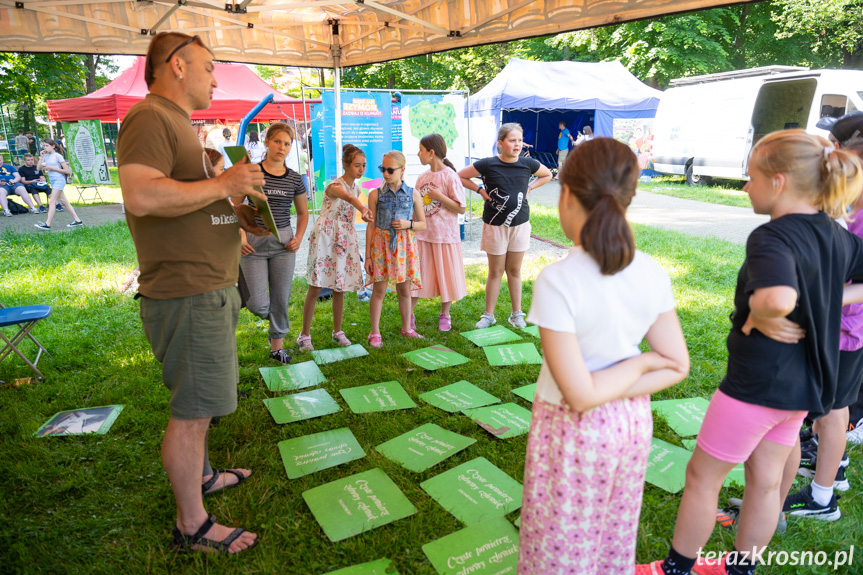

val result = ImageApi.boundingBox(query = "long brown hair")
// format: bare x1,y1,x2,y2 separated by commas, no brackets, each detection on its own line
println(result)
560,138,638,275
749,130,863,219
420,133,456,171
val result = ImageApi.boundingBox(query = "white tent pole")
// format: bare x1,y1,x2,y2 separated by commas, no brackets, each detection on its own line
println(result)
332,21,342,176
465,89,473,240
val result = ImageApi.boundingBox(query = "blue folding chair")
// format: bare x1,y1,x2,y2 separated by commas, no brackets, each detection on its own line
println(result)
0,304,52,379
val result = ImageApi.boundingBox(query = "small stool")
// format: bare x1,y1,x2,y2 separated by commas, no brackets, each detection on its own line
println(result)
0,305,52,379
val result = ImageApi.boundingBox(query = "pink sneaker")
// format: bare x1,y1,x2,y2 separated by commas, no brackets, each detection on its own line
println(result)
332,330,351,347
634,561,665,575
367,333,382,348
693,555,728,575
296,334,314,352
438,313,452,332
400,328,424,339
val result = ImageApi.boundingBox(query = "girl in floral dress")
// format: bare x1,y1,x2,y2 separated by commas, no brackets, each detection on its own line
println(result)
410,133,467,332
297,144,372,351
365,150,426,348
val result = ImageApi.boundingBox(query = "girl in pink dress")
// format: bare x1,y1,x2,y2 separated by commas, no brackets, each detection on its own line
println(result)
410,134,468,332
297,144,372,352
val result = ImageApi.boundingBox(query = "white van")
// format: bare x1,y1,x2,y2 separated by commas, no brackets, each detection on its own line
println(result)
650,66,863,185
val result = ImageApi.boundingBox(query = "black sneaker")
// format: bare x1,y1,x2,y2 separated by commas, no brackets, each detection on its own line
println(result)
66,220,83,228
799,425,815,444
798,451,850,491
34,221,51,231
800,436,818,457
717,500,786,534
783,485,841,521
270,349,292,364
56,203,65,212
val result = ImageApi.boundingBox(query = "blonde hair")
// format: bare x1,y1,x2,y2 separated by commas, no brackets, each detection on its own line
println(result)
265,122,294,144
496,123,523,154
749,130,863,219
383,150,406,169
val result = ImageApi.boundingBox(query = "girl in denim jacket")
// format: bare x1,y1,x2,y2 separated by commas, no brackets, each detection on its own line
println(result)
365,150,427,348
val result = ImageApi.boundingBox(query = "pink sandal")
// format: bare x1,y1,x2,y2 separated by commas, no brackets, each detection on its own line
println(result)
367,333,383,349
400,328,424,339
332,330,351,347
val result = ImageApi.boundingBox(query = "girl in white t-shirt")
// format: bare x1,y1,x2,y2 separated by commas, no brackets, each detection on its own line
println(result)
517,138,689,575
34,139,83,231
410,134,467,332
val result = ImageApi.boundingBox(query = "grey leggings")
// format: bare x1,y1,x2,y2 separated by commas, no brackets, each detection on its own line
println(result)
240,226,296,340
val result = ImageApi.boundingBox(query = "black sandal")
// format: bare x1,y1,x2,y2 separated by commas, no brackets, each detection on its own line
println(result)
202,468,249,497
171,514,258,555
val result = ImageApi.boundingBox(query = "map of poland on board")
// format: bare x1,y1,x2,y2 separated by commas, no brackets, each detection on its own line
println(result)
409,99,458,148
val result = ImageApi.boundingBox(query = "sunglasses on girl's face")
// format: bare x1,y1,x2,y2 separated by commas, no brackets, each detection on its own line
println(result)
379,165,401,175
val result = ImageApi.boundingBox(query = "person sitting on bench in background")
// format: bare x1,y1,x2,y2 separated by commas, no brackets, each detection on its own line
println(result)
17,154,51,214
0,152,42,216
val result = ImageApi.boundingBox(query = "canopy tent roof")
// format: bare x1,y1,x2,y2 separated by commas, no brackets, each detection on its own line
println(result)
46,57,316,122
1,0,749,68
470,58,663,115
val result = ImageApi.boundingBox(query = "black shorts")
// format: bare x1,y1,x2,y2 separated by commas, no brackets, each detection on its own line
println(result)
836,348,863,409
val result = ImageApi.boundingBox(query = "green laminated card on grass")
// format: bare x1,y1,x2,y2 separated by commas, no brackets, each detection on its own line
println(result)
420,456,522,525
259,361,326,392
651,397,710,437
419,380,500,413
422,517,519,575
645,437,693,493
34,405,124,437
463,403,532,439
278,427,365,479
512,383,537,403
460,325,522,347
327,559,399,574
521,324,540,338
340,381,417,413
484,343,542,366
376,423,476,472
402,345,470,371
263,388,340,424
303,468,417,542
313,344,368,365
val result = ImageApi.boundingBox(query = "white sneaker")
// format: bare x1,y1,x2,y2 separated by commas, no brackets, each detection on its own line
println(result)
2,209,11,217
508,310,527,328
847,419,863,445
30,207,40,214
475,312,496,329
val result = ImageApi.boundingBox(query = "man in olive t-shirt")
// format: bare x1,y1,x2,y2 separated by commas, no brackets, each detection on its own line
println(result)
117,32,268,555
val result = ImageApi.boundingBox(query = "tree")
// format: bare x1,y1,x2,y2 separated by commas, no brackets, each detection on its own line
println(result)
84,55,118,94
772,0,863,68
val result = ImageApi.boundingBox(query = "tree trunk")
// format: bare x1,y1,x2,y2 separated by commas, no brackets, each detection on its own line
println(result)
387,74,395,90
731,4,751,69
843,45,863,70
85,55,99,93
319,68,325,87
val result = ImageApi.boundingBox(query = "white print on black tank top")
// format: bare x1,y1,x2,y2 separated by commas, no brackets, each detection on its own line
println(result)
201,150,239,225
487,187,522,227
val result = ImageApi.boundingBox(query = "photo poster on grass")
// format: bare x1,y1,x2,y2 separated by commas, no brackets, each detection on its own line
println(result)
327,558,399,575
63,120,112,185
401,94,467,187
422,517,519,575
303,468,417,542
34,405,124,437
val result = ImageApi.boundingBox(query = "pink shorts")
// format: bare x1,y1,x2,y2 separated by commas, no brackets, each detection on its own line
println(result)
696,389,807,463
480,221,531,255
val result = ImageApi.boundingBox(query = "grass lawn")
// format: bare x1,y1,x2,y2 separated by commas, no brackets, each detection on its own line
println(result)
1,209,858,574
641,176,753,209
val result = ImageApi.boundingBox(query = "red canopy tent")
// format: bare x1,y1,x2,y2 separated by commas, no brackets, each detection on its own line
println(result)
46,57,318,123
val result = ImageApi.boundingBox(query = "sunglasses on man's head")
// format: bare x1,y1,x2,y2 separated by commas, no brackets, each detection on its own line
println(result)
379,165,402,175
165,35,202,63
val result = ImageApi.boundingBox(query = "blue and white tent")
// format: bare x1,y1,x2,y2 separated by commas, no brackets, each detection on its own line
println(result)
468,58,662,164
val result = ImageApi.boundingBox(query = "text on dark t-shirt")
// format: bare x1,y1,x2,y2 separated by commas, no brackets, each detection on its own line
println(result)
247,165,305,230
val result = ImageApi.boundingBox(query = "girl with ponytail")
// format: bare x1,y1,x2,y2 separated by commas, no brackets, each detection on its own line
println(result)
410,133,468,332
641,130,863,575
518,138,689,574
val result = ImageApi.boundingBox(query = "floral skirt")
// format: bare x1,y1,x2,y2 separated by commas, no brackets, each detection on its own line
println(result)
366,228,421,290
517,395,652,575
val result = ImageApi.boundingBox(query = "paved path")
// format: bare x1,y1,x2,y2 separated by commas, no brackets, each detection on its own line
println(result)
528,181,765,245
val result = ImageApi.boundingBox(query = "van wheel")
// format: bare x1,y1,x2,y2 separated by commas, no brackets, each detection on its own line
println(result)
685,164,709,187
